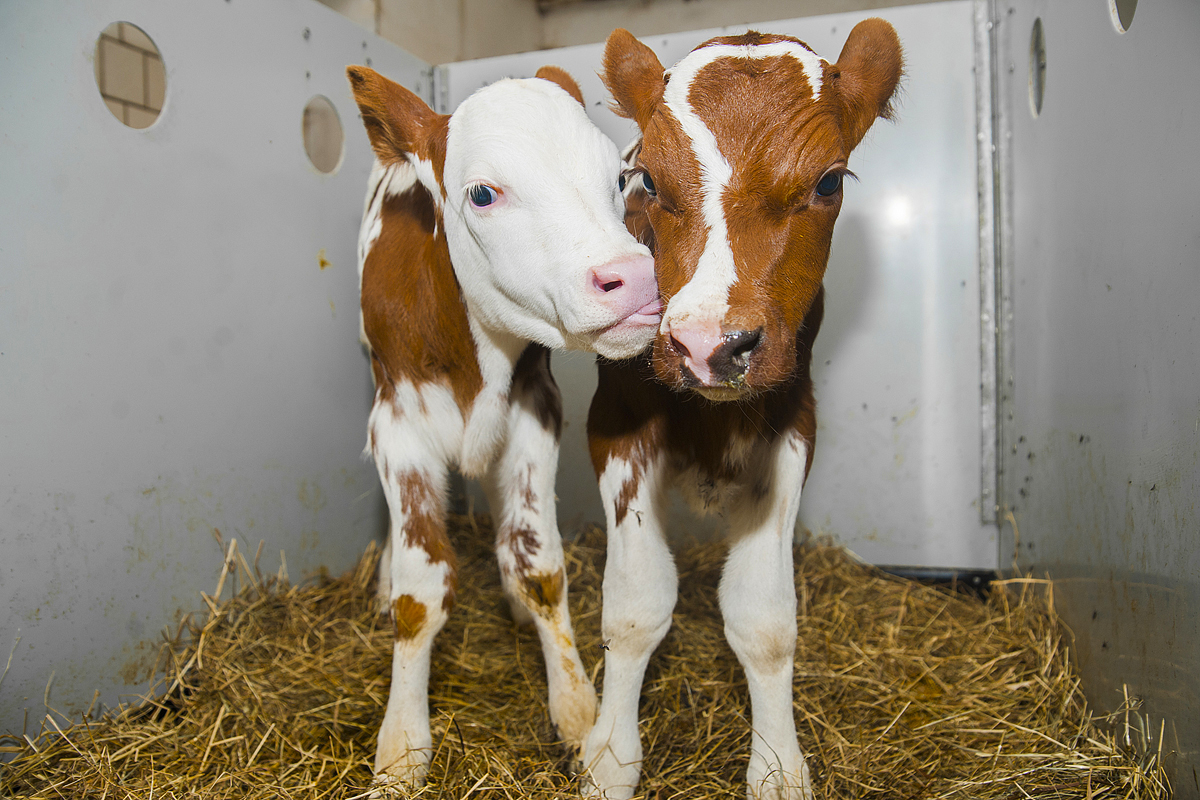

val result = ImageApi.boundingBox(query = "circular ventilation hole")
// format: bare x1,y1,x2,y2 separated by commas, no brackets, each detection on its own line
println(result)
1110,0,1137,33
93,22,166,129
303,95,343,174
1028,18,1047,118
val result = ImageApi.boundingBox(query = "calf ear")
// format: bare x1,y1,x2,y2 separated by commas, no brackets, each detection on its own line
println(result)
346,66,448,171
831,18,904,151
602,28,665,132
535,65,586,107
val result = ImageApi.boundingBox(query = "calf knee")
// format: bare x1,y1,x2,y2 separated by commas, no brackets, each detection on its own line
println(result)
724,610,797,675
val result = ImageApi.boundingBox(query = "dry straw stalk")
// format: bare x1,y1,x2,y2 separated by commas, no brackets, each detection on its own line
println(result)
1,515,1169,799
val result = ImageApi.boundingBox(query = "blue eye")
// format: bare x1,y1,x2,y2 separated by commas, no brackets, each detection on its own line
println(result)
816,172,842,197
641,172,656,196
468,184,498,207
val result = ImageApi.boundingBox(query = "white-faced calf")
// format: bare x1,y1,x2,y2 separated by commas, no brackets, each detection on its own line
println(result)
582,21,903,800
346,65,660,791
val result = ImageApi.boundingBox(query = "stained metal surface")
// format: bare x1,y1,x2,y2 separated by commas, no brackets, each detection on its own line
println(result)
996,0,1200,792
443,1,997,569
0,0,424,739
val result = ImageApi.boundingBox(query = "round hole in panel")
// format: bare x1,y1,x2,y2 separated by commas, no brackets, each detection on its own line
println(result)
1109,0,1137,33
303,95,344,174
93,22,166,129
1028,17,1047,118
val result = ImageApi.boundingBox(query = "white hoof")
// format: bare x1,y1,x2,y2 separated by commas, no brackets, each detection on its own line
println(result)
580,724,641,800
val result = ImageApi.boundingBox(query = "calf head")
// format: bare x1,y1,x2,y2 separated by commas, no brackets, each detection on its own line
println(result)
348,66,661,359
604,20,903,399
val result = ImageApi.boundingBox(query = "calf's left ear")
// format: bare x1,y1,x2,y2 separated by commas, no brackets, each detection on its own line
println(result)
535,65,586,108
346,66,449,173
830,18,904,151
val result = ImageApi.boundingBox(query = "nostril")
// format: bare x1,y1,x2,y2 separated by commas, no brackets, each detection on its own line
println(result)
669,333,691,359
592,271,625,293
724,328,762,369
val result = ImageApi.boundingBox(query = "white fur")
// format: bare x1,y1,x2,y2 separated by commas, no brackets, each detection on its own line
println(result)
659,42,827,338
358,75,656,791
483,377,597,747
582,454,677,799
412,79,660,361
586,433,814,800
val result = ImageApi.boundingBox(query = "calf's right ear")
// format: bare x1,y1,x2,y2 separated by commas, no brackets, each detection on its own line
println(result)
602,28,665,132
346,66,449,173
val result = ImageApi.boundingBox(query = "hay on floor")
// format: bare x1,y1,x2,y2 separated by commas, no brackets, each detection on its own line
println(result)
1,514,1169,799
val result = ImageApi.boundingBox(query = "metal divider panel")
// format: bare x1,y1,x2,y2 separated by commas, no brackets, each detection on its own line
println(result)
0,0,425,735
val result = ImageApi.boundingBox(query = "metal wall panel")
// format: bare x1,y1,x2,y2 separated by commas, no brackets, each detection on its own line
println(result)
996,0,1200,792
441,1,997,569
0,0,424,739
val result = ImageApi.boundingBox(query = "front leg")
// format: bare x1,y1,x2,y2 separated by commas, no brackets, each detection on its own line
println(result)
581,449,676,799
721,430,812,800
483,345,596,748
367,396,457,792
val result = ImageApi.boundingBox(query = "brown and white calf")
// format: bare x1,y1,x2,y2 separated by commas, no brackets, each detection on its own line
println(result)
582,22,903,800
345,65,661,790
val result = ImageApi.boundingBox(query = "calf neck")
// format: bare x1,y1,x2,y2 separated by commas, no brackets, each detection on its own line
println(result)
346,65,659,792
583,21,903,800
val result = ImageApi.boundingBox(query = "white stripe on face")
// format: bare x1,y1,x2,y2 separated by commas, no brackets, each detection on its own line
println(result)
658,41,827,332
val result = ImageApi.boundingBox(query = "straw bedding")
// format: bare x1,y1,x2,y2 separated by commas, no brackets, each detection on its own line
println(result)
1,514,1168,799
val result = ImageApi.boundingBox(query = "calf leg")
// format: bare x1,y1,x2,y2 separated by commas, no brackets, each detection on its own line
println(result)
367,399,457,791
721,432,812,800
582,453,675,799
484,345,596,748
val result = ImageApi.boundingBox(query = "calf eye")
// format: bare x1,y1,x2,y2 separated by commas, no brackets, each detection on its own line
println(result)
641,172,657,196
816,171,842,197
618,173,627,192
468,184,499,208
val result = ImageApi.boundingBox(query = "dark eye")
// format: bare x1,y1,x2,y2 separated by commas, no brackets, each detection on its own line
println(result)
618,173,627,192
468,184,499,208
816,171,842,198
641,172,657,197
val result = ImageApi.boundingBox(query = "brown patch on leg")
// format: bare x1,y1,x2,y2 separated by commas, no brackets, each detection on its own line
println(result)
497,525,540,575
391,595,427,640
523,570,564,611
511,344,563,437
394,470,459,608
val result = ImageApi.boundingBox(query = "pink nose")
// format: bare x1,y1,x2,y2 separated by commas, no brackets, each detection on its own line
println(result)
667,321,762,386
589,255,661,323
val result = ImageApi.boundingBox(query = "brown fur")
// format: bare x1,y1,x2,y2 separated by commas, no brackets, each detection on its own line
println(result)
592,21,899,502
392,594,427,641
535,65,586,107
360,184,483,412
511,344,563,437
396,471,458,612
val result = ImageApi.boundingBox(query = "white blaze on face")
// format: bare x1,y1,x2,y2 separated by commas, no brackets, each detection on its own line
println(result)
659,41,827,334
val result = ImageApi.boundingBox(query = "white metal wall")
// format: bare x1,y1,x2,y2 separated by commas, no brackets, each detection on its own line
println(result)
442,1,996,570
993,0,1200,793
0,0,422,740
